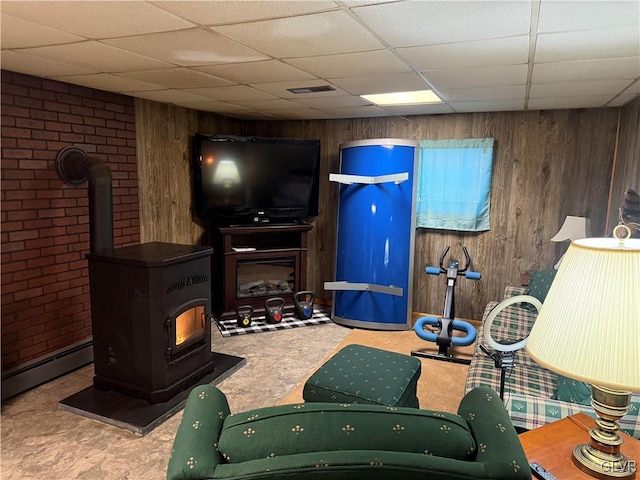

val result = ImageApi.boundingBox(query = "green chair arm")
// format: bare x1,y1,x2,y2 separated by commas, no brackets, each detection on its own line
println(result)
457,387,532,480
167,385,230,480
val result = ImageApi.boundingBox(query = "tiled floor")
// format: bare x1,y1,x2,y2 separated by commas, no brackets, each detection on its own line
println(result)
0,322,352,480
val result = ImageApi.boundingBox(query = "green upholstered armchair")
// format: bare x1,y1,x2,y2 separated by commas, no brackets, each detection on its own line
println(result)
167,385,531,480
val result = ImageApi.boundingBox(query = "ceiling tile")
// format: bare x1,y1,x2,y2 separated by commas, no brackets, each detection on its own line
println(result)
133,89,214,103
528,96,613,110
267,108,333,120
290,95,371,109
21,41,172,72
352,1,531,47
329,72,428,95
173,100,253,114
439,85,526,101
450,99,525,112
423,65,528,89
231,98,308,110
104,28,269,66
313,105,391,118
609,93,640,107
182,85,277,101
211,10,384,58
155,1,338,25
0,50,97,77
397,36,530,70
193,60,316,84
250,79,348,98
378,103,455,116
533,58,640,84
52,73,165,92
0,1,195,39
286,50,412,78
535,26,640,63
0,14,85,49
117,68,234,89
537,0,639,32
529,80,632,98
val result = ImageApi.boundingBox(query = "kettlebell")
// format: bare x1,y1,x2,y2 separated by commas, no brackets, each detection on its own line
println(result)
264,297,285,324
236,305,253,328
293,290,315,320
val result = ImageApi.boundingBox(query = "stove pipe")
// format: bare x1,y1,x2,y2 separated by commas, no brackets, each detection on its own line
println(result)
55,146,114,255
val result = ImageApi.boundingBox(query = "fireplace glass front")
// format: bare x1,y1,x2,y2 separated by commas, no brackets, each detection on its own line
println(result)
176,304,206,346
236,257,295,298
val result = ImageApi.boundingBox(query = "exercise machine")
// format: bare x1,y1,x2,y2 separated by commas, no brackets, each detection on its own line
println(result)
411,246,480,364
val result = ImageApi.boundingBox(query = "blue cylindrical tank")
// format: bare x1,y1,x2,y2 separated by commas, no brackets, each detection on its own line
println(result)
328,139,417,330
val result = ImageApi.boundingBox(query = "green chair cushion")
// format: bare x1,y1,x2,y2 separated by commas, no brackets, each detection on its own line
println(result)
302,344,422,408
553,375,592,405
217,402,476,464
526,270,557,303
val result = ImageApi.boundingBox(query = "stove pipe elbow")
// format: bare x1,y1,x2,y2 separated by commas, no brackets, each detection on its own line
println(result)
55,147,114,256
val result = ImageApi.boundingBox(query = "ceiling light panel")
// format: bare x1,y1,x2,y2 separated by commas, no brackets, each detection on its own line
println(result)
286,49,412,78
155,1,338,26
211,10,384,58
351,1,531,47
0,1,195,39
104,28,269,66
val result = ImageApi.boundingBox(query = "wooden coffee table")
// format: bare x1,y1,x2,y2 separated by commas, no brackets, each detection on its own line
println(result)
519,413,639,479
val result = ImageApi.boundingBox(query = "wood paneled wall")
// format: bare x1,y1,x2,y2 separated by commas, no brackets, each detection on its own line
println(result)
607,97,640,232
135,100,244,244
135,102,621,321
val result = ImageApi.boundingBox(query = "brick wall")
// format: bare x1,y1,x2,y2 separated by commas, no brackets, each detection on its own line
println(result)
1,70,140,372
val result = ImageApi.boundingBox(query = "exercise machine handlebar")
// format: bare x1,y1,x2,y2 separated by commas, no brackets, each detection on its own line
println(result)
424,246,481,280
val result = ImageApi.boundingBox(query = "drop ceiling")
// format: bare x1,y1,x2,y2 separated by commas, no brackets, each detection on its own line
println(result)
1,0,639,120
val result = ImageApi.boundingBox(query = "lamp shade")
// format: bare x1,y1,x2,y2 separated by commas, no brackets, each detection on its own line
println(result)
550,215,591,242
525,236,640,392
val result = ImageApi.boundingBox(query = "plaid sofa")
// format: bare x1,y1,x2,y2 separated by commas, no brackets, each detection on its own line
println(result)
465,286,640,439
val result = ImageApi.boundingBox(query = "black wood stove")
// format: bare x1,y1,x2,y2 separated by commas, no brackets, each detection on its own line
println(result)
88,242,216,403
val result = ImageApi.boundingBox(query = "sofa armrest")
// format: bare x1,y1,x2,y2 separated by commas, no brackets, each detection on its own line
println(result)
457,387,531,479
167,385,230,480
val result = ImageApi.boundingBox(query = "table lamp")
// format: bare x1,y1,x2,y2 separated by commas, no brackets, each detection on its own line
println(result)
526,225,640,479
551,215,591,269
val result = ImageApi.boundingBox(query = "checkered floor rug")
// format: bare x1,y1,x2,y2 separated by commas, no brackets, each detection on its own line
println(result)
215,305,333,337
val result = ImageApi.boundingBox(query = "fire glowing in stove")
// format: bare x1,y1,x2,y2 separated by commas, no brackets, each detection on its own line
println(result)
176,305,206,346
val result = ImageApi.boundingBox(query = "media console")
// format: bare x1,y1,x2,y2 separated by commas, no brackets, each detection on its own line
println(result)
210,223,313,321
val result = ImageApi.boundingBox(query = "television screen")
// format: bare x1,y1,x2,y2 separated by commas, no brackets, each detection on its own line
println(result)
192,134,320,223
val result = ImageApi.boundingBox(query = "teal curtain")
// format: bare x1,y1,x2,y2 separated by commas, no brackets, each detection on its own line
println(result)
416,138,494,231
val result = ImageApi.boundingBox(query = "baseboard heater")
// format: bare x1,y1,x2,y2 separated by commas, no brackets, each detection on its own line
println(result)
1,340,94,401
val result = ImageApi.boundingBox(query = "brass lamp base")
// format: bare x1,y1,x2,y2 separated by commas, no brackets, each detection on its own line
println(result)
572,386,636,479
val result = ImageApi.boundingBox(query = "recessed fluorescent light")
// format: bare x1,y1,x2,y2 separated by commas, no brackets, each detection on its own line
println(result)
287,85,336,94
361,90,442,106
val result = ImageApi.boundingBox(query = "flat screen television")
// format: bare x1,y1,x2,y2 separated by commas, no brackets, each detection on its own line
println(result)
192,134,321,224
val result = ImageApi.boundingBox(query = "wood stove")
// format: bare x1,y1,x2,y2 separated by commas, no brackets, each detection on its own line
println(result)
87,242,216,404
